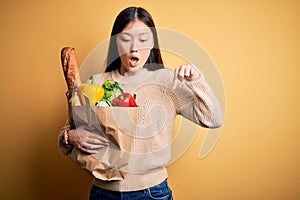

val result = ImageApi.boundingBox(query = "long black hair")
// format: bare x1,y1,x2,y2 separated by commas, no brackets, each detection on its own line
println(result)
105,7,164,72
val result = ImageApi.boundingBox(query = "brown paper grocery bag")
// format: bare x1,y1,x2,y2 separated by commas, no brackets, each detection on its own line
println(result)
70,105,138,181
60,47,138,180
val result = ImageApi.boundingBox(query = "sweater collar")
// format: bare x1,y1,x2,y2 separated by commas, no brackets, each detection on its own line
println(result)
111,67,153,85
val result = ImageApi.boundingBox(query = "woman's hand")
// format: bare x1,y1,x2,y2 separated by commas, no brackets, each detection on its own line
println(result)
173,64,201,89
68,126,109,154
175,64,201,81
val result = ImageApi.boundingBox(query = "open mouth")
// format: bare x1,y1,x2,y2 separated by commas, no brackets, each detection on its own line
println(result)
129,55,140,66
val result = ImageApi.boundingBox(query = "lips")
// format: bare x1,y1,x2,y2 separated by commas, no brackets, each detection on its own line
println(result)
129,55,140,67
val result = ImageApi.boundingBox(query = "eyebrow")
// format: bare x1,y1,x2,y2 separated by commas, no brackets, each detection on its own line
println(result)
119,32,151,36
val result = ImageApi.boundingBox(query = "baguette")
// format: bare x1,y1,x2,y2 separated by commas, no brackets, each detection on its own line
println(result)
61,47,81,90
61,47,85,116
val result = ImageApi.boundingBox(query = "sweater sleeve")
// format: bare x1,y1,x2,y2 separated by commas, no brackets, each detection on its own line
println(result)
172,72,224,128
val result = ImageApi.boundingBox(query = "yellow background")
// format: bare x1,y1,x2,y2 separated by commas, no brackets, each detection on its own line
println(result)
0,0,299,199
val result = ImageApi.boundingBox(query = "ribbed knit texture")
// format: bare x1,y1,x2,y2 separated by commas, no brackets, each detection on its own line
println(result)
58,68,223,191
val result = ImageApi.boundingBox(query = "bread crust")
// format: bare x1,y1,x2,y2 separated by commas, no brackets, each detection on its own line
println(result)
61,47,81,90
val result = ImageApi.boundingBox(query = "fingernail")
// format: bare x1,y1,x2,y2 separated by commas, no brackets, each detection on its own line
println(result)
104,142,110,146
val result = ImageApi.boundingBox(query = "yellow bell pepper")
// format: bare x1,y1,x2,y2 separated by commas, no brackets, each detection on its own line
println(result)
78,75,104,105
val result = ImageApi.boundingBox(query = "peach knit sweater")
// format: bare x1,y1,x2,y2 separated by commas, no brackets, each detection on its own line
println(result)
58,67,223,191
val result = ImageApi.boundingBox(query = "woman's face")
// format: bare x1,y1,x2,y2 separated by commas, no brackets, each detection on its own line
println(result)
116,19,154,75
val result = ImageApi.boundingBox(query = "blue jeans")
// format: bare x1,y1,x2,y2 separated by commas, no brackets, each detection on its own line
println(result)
89,179,173,200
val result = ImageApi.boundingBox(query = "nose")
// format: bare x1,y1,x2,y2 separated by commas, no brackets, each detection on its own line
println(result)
130,39,138,52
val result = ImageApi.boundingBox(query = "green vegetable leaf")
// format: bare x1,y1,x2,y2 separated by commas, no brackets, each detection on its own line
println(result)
101,80,124,103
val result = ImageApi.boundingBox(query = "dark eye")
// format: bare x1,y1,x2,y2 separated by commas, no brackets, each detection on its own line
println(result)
121,38,130,42
140,39,147,42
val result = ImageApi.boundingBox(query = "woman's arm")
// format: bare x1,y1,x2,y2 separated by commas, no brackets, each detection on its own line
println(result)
57,121,110,155
172,64,224,128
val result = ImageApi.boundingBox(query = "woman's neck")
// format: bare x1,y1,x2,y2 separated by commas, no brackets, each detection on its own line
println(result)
119,66,144,77
112,67,152,85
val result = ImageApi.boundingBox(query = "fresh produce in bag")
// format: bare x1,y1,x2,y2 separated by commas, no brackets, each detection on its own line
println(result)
112,93,137,107
78,75,104,105
61,47,138,181
78,77,138,107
